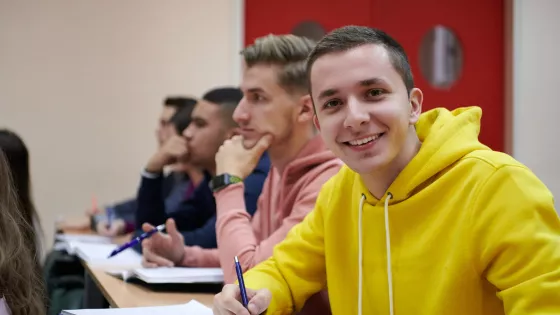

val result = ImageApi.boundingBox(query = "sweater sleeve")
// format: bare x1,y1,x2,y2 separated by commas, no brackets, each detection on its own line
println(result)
471,165,560,314
215,166,338,284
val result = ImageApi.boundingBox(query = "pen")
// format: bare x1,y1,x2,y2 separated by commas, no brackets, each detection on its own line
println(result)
107,224,166,258
234,256,249,308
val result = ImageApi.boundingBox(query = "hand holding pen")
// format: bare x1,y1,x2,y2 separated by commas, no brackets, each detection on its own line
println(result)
108,223,166,258
140,219,187,268
210,257,272,314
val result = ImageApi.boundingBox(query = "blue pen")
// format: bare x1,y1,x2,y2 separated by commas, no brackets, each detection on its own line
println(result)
107,224,166,258
234,256,249,308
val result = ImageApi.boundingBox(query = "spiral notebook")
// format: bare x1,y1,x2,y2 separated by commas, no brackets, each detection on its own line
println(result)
106,267,224,284
60,299,211,315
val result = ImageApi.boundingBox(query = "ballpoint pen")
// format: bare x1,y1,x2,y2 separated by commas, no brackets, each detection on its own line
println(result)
107,224,166,258
234,256,249,308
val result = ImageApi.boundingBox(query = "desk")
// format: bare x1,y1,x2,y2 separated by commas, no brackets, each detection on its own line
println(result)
58,218,215,309
84,264,215,308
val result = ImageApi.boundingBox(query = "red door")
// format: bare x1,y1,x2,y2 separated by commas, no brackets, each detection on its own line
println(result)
245,0,505,151
370,0,505,152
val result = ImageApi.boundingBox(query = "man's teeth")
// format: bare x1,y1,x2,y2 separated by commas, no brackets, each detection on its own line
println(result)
348,134,380,146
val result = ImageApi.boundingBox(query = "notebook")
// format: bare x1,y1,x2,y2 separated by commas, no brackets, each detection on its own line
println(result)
60,299,212,315
60,241,142,266
106,267,224,284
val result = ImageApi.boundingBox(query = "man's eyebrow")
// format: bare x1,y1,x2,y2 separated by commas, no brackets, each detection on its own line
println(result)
317,88,338,101
246,87,265,94
360,77,387,86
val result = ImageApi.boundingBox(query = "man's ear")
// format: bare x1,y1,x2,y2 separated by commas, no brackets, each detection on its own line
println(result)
297,94,314,123
409,88,423,125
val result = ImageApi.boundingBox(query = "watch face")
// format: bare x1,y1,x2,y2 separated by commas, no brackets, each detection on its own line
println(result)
210,174,241,191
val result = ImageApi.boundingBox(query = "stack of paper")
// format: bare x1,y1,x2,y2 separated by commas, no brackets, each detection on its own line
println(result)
58,241,142,266
60,300,212,315
106,267,224,284
53,234,112,252
55,234,113,244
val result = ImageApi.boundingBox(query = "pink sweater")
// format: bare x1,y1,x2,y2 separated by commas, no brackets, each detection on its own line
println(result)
180,136,341,312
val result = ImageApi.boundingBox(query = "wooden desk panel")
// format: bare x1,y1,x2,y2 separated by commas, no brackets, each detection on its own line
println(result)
86,266,215,308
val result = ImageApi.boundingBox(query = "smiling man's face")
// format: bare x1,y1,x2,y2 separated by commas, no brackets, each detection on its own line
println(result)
311,44,422,174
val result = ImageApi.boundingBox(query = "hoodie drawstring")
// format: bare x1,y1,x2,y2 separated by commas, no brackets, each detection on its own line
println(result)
358,194,365,315
384,193,394,315
358,193,394,315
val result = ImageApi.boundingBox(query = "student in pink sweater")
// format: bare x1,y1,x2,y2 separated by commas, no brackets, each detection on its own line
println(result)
141,34,342,313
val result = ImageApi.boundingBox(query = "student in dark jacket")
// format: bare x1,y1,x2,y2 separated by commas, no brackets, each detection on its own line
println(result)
91,97,201,236
135,87,269,251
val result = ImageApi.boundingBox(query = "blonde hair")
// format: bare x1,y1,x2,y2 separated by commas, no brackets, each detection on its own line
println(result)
0,150,45,315
241,34,316,94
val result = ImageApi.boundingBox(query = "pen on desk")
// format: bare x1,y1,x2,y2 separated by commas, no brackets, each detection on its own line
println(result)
234,256,249,308
107,224,166,258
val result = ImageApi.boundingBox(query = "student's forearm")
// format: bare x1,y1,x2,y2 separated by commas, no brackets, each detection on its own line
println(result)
135,175,167,229
215,183,263,283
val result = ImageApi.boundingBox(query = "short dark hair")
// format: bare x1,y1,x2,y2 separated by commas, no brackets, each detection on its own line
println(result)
241,34,316,95
163,96,197,111
169,101,196,134
202,87,243,128
306,25,414,95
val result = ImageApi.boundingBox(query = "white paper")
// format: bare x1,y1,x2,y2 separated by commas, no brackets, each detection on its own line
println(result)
61,300,212,315
68,242,142,266
55,234,113,244
0,298,11,315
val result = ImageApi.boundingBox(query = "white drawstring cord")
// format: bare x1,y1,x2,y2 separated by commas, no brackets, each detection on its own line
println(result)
358,194,366,315
385,193,394,315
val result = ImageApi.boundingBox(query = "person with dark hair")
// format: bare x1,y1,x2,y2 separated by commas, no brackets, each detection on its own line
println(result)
0,129,44,265
0,149,46,315
91,97,200,236
136,86,270,254
157,97,198,146
93,101,204,237
212,26,560,315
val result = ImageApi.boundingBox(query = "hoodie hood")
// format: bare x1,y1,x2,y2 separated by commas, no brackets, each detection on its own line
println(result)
362,106,491,203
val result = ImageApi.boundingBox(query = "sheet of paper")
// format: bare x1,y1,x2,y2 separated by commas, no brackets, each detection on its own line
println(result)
70,242,142,266
61,300,212,315
55,234,113,244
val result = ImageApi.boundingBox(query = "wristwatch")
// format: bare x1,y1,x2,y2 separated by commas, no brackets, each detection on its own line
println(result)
209,173,243,192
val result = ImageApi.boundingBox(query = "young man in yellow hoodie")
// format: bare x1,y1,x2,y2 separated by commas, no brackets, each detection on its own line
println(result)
212,25,560,315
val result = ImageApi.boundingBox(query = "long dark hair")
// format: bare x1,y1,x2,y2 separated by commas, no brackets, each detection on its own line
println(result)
0,149,46,314
0,129,42,262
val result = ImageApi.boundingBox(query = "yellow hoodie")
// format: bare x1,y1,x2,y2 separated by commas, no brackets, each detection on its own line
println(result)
242,106,560,315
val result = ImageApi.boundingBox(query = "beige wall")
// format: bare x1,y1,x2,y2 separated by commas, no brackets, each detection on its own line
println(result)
0,0,243,251
512,0,560,209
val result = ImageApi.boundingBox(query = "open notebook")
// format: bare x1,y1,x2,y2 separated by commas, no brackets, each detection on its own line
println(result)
60,299,212,315
106,267,224,284
58,241,142,266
